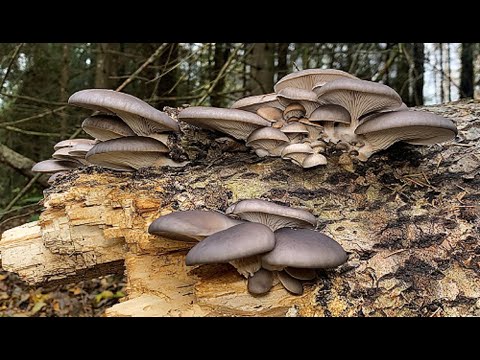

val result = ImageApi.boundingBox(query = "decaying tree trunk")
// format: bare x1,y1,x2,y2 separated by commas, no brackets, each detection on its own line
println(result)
1,100,480,317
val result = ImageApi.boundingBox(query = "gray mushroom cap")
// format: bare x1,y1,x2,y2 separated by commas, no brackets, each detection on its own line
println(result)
68,89,180,134
274,68,358,92
31,159,80,173
315,78,403,125
231,93,283,113
246,127,289,156
302,153,328,168
280,122,309,142
148,210,244,242
309,104,351,124
226,199,316,231
68,142,95,157
285,267,317,280
256,107,284,122
247,268,274,295
246,127,290,145
262,228,348,269
54,139,97,151
276,87,320,118
185,222,275,265
355,110,458,138
85,136,172,171
354,110,458,159
81,114,136,141
52,147,83,163
178,106,271,141
277,270,304,295
280,143,314,166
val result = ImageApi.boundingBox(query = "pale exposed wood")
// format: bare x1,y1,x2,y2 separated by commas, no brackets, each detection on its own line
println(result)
0,221,125,285
2,100,480,316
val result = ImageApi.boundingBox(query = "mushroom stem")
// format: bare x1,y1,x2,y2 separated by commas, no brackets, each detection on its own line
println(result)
229,255,262,278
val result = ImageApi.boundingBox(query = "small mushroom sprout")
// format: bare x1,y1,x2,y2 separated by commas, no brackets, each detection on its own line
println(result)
177,68,458,168
148,199,348,296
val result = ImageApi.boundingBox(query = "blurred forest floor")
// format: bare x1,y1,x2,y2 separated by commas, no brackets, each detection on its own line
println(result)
0,270,125,317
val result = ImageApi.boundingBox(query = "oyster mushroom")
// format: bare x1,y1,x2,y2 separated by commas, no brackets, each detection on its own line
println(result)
85,136,187,171
178,106,271,141
274,68,358,92
226,199,316,231
231,93,283,113
280,122,309,143
262,228,348,270
185,222,276,277
261,228,348,295
31,159,81,173
277,87,320,118
247,268,274,295
354,110,458,161
68,89,180,137
315,78,403,130
54,138,97,151
309,104,352,144
280,143,314,167
81,114,136,141
256,107,284,123
148,210,243,242
246,127,290,157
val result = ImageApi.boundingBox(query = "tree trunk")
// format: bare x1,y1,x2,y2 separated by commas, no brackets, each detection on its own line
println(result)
394,43,412,106
445,43,451,102
439,43,445,103
59,44,69,138
2,101,480,317
249,43,274,95
412,43,424,106
276,43,289,83
95,43,112,89
460,43,475,98
155,43,179,108
209,43,230,107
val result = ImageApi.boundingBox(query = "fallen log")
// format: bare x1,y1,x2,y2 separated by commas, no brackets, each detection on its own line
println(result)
1,100,480,316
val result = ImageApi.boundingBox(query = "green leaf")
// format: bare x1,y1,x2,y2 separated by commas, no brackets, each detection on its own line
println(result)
113,291,126,299
95,290,114,303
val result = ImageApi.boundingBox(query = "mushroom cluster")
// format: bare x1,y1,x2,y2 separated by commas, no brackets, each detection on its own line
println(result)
178,68,458,167
148,199,348,296
31,138,97,184
32,90,187,179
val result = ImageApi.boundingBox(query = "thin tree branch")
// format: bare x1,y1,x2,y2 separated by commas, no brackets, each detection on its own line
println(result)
0,43,24,91
372,45,400,82
197,44,243,105
4,126,60,137
0,143,49,187
116,43,168,91
0,174,41,221
0,106,68,127
0,92,67,106
0,207,40,229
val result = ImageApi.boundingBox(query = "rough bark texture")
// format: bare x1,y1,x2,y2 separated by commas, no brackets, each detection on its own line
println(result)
2,100,480,316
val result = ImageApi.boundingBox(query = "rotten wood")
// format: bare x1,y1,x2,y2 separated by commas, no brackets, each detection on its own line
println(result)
2,100,480,316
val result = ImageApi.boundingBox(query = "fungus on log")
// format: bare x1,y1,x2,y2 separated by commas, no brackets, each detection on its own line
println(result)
1,99,479,317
